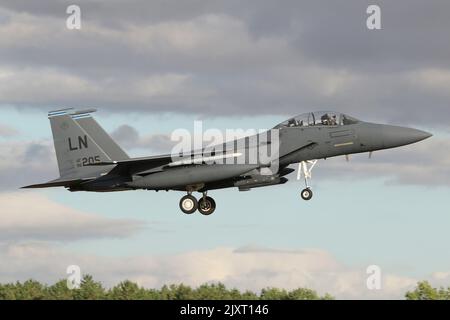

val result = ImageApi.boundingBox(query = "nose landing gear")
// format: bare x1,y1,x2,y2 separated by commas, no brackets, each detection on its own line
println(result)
297,160,318,201
300,187,313,201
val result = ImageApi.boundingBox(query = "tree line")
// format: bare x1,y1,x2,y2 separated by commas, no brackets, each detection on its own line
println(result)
0,275,448,300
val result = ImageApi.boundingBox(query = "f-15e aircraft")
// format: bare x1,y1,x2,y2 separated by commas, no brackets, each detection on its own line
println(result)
23,109,431,215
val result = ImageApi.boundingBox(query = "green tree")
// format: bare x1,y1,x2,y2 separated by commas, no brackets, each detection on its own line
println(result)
0,277,339,300
0,283,18,300
437,287,450,300
108,280,151,300
46,280,75,300
72,275,106,300
194,283,240,300
14,280,46,300
287,288,322,300
239,290,259,300
406,281,450,300
169,284,195,300
260,288,289,300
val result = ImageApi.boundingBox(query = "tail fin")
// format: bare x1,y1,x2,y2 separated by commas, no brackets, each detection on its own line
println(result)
48,109,125,179
74,112,129,161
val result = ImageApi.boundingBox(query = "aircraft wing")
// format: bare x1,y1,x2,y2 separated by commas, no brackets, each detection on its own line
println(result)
89,151,243,176
89,141,317,177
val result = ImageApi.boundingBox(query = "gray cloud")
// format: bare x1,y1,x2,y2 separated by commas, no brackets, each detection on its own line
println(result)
0,1,449,126
111,125,176,153
0,123,18,137
0,139,58,190
22,143,53,163
111,125,139,148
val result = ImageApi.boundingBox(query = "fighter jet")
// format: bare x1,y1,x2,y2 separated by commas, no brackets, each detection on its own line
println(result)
23,109,431,215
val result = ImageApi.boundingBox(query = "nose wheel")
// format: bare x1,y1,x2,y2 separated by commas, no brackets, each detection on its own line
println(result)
300,188,313,201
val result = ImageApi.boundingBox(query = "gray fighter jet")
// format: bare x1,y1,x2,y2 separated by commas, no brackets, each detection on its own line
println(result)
23,109,431,215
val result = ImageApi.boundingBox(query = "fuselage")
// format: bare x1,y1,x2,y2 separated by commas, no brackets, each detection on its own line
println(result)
122,113,431,192
65,111,431,193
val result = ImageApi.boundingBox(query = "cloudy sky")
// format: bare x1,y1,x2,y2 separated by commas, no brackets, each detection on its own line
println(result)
1,0,450,299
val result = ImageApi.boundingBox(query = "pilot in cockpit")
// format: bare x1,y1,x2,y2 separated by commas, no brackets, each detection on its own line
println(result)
321,114,330,125
321,113,337,126
330,114,337,125
288,118,296,127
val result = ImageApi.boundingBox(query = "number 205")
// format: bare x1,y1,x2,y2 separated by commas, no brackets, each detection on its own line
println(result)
81,156,100,166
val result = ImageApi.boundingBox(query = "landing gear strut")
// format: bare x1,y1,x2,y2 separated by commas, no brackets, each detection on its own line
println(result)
297,160,318,201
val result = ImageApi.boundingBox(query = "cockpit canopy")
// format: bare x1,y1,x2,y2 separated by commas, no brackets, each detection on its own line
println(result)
274,111,360,129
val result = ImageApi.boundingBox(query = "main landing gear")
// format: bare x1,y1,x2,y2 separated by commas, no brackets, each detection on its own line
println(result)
179,192,216,215
179,194,197,214
297,160,318,201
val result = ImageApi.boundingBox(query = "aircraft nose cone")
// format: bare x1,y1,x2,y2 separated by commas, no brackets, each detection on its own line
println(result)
383,126,432,148
412,129,433,141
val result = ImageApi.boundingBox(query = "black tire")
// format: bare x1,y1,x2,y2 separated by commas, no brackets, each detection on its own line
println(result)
198,196,216,216
300,188,313,201
179,195,198,214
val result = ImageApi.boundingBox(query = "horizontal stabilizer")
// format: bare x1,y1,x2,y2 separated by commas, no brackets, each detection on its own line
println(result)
87,154,172,170
22,178,93,189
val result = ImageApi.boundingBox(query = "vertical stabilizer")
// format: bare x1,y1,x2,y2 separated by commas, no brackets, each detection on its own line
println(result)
48,109,113,178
